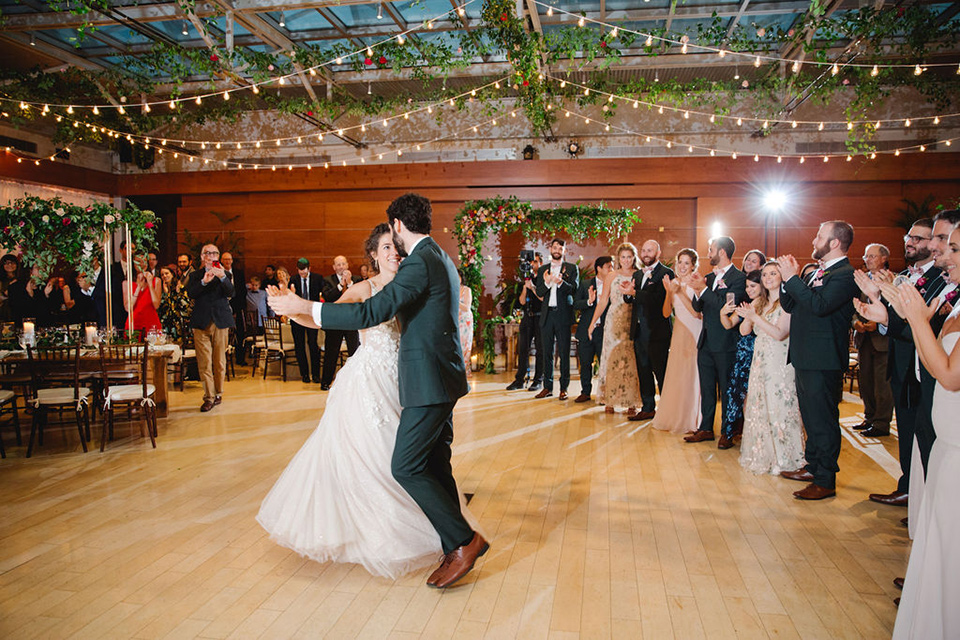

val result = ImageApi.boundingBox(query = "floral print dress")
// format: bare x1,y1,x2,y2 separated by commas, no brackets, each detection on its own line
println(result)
739,305,805,475
596,274,641,411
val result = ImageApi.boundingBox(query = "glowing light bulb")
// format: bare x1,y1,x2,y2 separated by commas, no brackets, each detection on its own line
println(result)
611,27,618,39
895,149,901,156
195,96,202,105
547,6,553,17
871,65,879,77
934,116,940,125
777,156,782,163
905,119,911,127
754,154,759,162
223,91,230,100
831,63,839,76
799,156,805,163
560,80,566,88
143,103,151,113
252,85,260,94
818,122,824,131
335,57,342,65
920,144,926,151
645,35,653,47
92,106,99,115
791,120,798,128
732,152,737,159
792,60,800,73
737,118,742,126
914,64,922,75
754,56,761,67
309,68,317,76
681,43,688,54
578,16,585,27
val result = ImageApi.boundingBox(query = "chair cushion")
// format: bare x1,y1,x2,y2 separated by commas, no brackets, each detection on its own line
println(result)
182,349,196,359
36,387,91,406
0,389,15,403
106,384,156,404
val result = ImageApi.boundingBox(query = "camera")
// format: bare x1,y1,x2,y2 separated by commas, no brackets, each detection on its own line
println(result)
518,250,535,279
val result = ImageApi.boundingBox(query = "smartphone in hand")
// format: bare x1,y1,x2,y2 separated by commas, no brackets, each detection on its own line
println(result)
726,291,736,305
212,260,222,269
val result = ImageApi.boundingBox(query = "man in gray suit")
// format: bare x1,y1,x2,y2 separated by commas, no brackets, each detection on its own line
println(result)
267,193,486,589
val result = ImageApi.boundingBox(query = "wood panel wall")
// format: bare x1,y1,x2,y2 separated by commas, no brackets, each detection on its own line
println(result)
5,152,960,318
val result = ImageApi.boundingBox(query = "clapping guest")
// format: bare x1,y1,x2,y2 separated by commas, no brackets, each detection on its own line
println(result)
292,258,324,384
620,240,674,421
589,243,641,415
44,275,73,326
651,249,703,434
889,223,960,640
275,266,291,292
187,244,235,412
737,262,805,475
778,221,859,500
8,265,50,325
719,249,767,446
359,264,370,280
0,253,21,322
852,243,893,436
67,272,96,324
535,238,579,401
146,252,158,276
320,256,361,389
685,236,747,445
573,256,613,402
159,264,191,339
124,254,162,333
177,253,195,288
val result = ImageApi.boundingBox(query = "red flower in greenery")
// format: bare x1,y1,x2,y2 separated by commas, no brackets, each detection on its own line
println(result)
897,6,905,17
600,40,607,48
210,54,219,62
306,110,314,116
500,13,508,21
145,221,155,229
62,217,71,225
378,56,386,64
364,57,373,65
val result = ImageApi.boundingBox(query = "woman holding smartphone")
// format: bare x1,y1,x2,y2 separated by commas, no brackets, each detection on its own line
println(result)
718,268,764,448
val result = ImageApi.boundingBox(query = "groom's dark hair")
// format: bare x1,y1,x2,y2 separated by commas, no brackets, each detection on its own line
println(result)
387,193,432,234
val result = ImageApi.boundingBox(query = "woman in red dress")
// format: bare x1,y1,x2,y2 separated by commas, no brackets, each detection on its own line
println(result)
124,255,162,334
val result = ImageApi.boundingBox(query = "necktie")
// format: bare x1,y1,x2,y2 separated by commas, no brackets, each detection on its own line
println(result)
303,277,308,300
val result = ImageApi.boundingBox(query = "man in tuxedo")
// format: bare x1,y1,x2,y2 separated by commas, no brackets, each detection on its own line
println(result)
291,258,324,384
186,244,235,412
506,252,545,391
573,256,613,402
685,236,747,446
866,218,947,508
778,221,859,500
221,252,247,366
320,256,361,390
268,193,485,590
534,239,580,401
622,240,674,420
852,243,894,437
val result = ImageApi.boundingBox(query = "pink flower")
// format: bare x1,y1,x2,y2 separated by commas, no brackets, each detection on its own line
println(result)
145,221,154,229
62,217,71,225
268,64,275,71
18,221,24,227
86,205,92,211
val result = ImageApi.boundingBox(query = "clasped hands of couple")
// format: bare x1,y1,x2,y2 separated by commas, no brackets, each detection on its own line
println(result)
852,268,945,328
264,283,314,319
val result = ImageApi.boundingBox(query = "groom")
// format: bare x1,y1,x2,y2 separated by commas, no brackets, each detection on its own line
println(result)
267,193,487,589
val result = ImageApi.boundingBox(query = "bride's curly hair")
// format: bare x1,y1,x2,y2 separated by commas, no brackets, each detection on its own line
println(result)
364,223,393,274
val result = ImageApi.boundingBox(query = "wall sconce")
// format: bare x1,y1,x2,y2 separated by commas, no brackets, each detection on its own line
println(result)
566,140,582,158
522,144,536,160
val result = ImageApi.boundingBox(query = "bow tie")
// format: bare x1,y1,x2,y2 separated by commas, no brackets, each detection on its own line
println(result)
712,267,723,276
642,266,654,274
908,265,923,276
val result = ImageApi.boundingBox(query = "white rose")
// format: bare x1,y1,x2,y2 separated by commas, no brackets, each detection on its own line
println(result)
41,215,49,223
104,214,115,223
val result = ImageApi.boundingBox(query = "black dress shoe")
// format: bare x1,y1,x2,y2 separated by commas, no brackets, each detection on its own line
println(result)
527,381,542,392
506,380,524,391
852,421,872,430
302,376,310,383
320,384,331,391
860,427,890,437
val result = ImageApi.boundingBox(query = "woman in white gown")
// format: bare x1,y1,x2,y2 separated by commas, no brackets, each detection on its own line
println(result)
590,242,641,415
651,249,702,433
735,261,805,475
891,226,960,640
257,224,445,579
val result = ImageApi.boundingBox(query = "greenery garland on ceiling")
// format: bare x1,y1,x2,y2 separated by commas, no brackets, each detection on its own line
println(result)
453,195,640,372
1,0,958,154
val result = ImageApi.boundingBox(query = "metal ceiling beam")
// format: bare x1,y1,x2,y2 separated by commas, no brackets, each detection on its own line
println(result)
724,0,752,41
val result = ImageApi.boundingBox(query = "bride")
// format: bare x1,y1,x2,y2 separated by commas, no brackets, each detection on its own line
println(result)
256,223,446,579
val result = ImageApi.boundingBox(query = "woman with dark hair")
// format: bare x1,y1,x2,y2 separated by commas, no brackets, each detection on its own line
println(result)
258,222,475,579
717,269,764,447
8,265,50,326
651,248,703,433
0,253,21,322
159,263,191,339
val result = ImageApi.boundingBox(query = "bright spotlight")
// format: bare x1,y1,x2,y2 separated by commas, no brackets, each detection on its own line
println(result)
763,189,787,212
710,221,723,238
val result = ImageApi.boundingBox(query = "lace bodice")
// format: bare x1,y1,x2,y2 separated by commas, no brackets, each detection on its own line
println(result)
358,281,401,355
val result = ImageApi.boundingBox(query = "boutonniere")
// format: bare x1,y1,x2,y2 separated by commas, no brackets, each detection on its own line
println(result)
716,279,727,290
946,289,959,304
917,277,928,287
812,277,824,288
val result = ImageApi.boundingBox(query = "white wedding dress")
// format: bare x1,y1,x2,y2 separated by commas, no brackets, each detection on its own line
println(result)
893,327,960,639
256,284,444,579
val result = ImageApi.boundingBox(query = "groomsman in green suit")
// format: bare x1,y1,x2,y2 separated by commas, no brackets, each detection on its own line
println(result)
267,194,487,589
778,221,859,500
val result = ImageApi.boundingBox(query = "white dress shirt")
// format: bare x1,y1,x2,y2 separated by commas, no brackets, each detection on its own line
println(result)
711,263,732,290
547,262,562,307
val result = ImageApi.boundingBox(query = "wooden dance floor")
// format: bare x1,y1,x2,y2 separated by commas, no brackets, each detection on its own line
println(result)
0,372,907,638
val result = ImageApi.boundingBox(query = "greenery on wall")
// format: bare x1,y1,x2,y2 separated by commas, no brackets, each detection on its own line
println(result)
1,0,958,153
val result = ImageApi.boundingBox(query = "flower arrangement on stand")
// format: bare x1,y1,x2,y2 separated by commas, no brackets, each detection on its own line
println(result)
0,196,159,281
454,195,641,372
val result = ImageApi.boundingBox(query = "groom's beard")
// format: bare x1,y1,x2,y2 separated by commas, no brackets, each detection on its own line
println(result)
393,232,409,257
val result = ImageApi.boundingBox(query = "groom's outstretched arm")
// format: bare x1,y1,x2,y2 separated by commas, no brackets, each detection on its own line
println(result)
318,254,428,330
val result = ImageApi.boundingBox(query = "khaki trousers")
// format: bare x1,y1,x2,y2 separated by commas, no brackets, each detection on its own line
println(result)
194,323,228,401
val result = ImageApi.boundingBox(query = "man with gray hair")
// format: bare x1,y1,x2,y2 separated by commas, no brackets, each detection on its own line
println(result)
186,244,235,412
852,243,893,436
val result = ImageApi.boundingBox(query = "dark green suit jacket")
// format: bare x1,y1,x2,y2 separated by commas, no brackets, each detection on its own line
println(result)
780,258,858,371
320,236,468,408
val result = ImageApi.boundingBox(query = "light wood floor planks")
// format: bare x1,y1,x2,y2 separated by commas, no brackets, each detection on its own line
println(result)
0,371,909,639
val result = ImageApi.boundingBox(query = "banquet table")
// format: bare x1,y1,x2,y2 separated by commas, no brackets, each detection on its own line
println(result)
0,343,181,418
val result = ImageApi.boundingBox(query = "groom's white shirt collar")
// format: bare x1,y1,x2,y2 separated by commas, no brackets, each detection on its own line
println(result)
406,235,427,255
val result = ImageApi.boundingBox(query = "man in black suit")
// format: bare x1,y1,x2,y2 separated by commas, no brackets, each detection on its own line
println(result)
573,256,613,402
778,221,859,500
685,236,747,446
863,217,948,508
221,252,247,366
320,255,361,389
506,252,544,391
534,238,580,401
186,244,235,412
291,258,324,384
177,253,194,289
622,240,674,420
852,243,894,437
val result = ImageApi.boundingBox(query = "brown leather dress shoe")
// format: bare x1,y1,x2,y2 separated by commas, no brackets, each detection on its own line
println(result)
534,389,553,399
200,400,215,412
574,394,591,403
717,434,735,450
894,597,900,607
894,577,904,590
780,469,814,482
558,391,568,401
629,411,656,421
793,483,836,500
431,533,489,589
683,430,715,443
427,555,451,587
869,491,908,507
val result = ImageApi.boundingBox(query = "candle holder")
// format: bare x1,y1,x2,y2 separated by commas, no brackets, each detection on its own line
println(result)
84,322,99,346
21,318,35,348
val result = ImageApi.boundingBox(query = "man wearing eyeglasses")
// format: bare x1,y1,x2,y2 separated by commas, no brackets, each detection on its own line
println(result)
187,244,236,412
